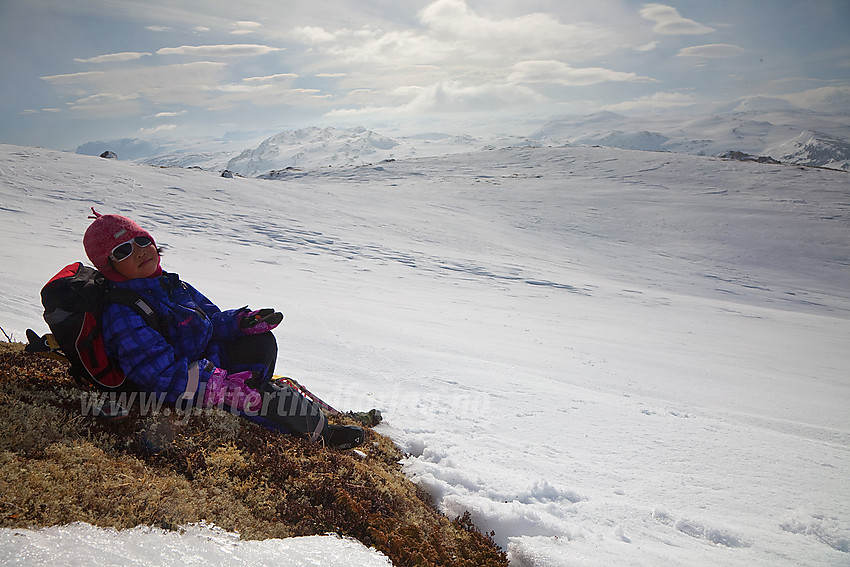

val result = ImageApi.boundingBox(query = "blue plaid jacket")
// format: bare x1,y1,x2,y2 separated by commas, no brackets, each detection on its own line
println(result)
102,272,244,404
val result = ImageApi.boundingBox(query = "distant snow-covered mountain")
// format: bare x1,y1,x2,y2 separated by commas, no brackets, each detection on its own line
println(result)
76,132,272,171
73,127,501,176
221,126,529,177
225,126,405,176
591,130,670,152
530,103,850,170
766,131,850,171
76,138,171,161
714,95,799,113
75,98,850,174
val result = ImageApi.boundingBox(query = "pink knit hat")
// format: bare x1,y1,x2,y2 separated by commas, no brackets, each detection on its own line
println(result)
84,208,161,281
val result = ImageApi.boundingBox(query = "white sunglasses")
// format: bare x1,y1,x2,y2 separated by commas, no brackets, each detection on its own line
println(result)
110,236,153,262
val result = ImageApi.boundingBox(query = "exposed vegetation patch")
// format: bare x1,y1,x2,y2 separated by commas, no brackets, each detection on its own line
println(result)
0,343,507,566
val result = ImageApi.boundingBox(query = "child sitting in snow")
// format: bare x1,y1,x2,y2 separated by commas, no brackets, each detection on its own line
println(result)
83,208,363,449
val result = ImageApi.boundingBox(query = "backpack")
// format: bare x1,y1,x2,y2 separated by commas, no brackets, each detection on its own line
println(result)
26,262,161,391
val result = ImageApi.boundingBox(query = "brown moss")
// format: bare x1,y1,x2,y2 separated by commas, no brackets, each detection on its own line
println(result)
0,344,508,566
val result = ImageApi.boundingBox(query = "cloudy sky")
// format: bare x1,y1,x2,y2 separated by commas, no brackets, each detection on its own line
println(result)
1,0,848,150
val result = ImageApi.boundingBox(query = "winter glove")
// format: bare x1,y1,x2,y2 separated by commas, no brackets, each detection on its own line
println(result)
202,368,262,412
238,308,283,335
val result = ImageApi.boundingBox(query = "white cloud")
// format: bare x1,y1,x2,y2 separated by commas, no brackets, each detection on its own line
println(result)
67,92,142,117
42,62,229,115
419,0,622,62
604,91,695,112
74,52,152,64
43,62,225,91
146,25,171,32
327,80,544,118
157,44,284,57
412,80,544,112
640,3,714,35
676,44,745,58
422,0,578,46
41,71,106,84
199,80,329,110
139,124,177,134
508,60,655,87
41,38,311,117
71,93,138,104
242,73,299,83
292,0,623,70
21,108,62,115
291,25,447,67
287,1,669,122
635,41,659,53
290,26,338,44
778,85,850,113
231,21,262,35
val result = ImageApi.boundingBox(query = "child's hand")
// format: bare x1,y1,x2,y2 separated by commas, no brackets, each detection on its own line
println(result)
238,308,283,334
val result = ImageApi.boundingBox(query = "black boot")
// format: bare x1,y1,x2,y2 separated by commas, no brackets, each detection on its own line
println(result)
322,424,365,450
252,379,326,440
247,378,363,449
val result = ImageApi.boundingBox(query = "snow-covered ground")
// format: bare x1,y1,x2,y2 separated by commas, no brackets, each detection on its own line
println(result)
0,522,392,566
1,142,848,566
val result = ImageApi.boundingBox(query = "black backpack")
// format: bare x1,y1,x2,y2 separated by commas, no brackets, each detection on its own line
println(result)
26,262,161,391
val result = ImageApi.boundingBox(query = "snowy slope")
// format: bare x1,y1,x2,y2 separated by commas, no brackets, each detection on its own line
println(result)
1,143,848,566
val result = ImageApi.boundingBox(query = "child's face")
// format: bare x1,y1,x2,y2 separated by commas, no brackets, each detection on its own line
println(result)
111,239,160,279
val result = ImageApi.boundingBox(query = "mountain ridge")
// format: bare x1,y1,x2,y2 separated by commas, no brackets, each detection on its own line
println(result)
75,102,850,173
